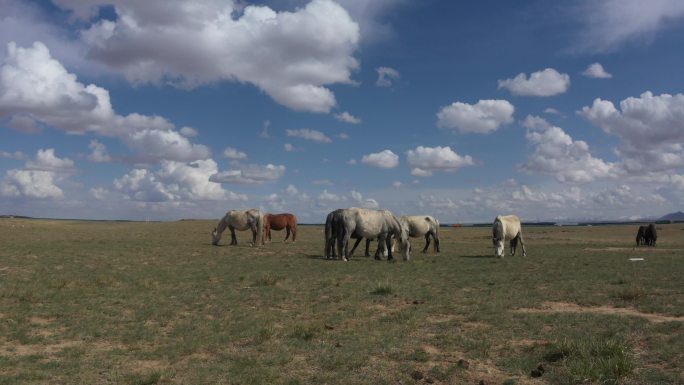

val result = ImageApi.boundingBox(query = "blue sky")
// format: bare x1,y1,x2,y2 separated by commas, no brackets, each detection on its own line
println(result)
1,0,684,222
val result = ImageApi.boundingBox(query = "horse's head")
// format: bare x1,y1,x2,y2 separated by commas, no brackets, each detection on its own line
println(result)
492,220,504,257
397,223,411,261
211,227,220,245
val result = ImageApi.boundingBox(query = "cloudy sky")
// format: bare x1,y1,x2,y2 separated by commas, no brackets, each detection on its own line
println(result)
1,0,684,223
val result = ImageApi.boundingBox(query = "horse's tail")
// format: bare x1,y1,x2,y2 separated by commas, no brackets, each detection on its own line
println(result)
324,212,333,257
291,214,297,242
255,211,264,246
335,214,348,259
431,216,440,252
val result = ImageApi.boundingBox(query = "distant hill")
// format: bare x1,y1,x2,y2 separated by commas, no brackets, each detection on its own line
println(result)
659,211,684,221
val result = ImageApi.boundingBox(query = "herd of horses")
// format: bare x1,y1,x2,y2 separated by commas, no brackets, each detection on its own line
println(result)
211,209,662,258
210,208,526,260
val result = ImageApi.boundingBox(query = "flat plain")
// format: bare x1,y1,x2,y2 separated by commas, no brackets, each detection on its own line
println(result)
0,219,682,385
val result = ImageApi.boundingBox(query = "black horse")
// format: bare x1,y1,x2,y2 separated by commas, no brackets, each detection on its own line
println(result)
635,225,646,246
644,223,657,246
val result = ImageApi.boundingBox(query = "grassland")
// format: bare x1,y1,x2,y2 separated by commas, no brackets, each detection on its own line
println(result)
0,219,682,385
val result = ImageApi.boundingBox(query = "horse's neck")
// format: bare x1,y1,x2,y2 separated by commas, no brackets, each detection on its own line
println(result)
494,220,504,240
216,216,229,235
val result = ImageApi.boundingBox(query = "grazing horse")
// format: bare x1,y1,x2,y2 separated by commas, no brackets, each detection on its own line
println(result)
263,213,297,243
336,208,410,262
325,209,376,259
644,223,657,246
211,209,264,247
636,225,647,246
492,215,526,258
400,215,440,253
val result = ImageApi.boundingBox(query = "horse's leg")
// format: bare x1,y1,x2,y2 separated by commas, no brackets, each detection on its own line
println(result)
422,233,430,253
349,238,363,259
384,235,394,261
229,226,237,245
291,225,296,243
365,239,372,257
251,226,257,247
284,226,291,242
518,232,527,256
374,239,383,260
510,237,517,256
433,232,440,253
342,235,352,262
341,226,352,262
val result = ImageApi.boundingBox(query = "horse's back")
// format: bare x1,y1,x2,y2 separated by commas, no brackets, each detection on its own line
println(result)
494,214,522,238
266,213,296,229
343,207,391,237
401,215,435,236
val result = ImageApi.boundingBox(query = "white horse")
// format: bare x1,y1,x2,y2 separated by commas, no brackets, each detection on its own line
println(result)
492,215,526,258
400,215,441,253
212,209,264,247
336,208,410,262
325,209,388,259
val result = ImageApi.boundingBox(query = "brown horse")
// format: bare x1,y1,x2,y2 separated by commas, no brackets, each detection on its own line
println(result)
263,213,298,243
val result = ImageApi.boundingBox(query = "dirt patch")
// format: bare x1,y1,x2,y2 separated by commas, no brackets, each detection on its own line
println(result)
422,345,441,355
426,313,461,323
29,316,52,326
0,338,128,357
0,340,81,356
513,301,684,323
509,338,547,348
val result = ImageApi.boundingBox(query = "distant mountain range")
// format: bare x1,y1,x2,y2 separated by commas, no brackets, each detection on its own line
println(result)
659,211,684,221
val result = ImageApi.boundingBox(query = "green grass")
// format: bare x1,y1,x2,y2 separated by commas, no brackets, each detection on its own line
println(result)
553,336,634,385
369,280,394,295
0,219,682,384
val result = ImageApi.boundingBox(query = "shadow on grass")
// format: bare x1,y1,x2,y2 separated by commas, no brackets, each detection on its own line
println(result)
304,254,329,260
305,254,376,261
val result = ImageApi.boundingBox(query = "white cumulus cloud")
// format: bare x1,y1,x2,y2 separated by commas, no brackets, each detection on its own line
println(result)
520,115,617,183
115,159,246,202
0,169,64,199
67,0,360,113
498,68,570,96
361,149,399,168
88,140,111,162
579,91,684,173
437,99,514,134
0,41,210,163
223,147,247,160
582,63,612,79
406,146,474,177
376,66,399,87
210,163,286,184
0,148,74,199
286,128,332,143
334,111,361,124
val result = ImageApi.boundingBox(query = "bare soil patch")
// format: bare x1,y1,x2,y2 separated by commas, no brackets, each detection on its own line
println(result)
514,301,684,323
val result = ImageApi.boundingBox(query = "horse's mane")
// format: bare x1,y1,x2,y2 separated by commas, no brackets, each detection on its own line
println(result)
216,213,229,233
492,217,504,241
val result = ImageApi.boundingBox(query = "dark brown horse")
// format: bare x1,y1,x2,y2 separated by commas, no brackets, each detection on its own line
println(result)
263,213,298,243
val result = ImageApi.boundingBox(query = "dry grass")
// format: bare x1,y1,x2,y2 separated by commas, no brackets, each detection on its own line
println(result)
0,219,682,384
